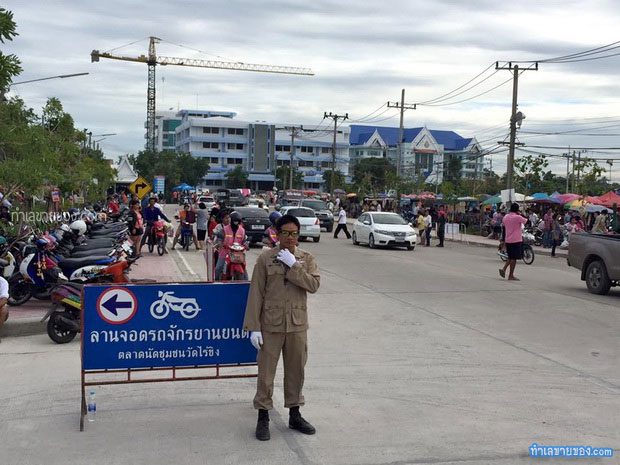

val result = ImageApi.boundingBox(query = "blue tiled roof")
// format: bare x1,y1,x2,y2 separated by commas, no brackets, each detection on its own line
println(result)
429,130,472,151
351,125,472,151
350,125,423,146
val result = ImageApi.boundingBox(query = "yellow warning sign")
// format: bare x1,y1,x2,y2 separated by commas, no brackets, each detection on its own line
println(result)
128,177,152,199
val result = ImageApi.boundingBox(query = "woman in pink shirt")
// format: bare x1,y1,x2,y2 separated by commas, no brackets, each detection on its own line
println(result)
499,203,527,281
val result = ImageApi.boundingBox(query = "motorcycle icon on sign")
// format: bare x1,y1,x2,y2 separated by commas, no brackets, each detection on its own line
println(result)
149,291,202,319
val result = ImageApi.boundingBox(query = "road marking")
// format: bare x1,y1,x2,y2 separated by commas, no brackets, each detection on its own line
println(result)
174,248,200,280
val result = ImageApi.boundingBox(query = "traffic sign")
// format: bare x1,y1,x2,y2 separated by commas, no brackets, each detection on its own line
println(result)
128,176,152,199
96,287,138,325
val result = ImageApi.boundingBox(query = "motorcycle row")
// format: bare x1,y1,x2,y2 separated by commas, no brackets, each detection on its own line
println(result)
1,205,145,344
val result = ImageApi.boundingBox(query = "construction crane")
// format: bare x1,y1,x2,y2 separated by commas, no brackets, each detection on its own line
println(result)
91,36,314,151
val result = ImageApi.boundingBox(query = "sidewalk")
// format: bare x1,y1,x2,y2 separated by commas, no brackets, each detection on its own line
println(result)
0,249,187,338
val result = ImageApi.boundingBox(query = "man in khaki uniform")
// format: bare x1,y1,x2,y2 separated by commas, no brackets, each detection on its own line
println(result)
243,214,320,441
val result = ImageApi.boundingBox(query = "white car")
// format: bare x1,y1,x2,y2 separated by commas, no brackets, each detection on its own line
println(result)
280,206,321,242
352,212,417,250
197,195,215,211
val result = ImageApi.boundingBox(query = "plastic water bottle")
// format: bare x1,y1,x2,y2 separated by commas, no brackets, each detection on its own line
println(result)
87,391,96,422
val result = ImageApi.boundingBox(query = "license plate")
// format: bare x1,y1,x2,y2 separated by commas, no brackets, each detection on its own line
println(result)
395,238,405,242
122,243,132,251
251,225,264,230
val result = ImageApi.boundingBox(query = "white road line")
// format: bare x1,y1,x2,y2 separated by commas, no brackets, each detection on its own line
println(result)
174,249,201,279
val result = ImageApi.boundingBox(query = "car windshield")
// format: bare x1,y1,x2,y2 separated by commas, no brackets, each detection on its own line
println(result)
287,208,316,218
302,200,328,210
371,213,407,225
234,207,268,218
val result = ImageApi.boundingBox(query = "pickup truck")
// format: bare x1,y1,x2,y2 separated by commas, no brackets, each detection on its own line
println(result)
567,232,620,294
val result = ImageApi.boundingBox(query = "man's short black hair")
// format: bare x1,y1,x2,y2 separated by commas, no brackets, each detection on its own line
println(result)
510,202,520,213
276,214,300,232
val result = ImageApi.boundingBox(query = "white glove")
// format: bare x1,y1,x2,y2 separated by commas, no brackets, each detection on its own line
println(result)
277,249,297,267
250,331,263,350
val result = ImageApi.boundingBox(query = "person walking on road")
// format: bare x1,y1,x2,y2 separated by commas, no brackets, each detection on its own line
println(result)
195,202,209,250
437,205,446,247
243,214,321,441
0,275,8,343
551,214,562,257
499,202,527,281
333,206,351,239
423,209,432,246
542,208,554,248
417,210,426,245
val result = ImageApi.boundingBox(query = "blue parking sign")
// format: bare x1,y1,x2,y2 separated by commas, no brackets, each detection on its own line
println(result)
82,282,255,370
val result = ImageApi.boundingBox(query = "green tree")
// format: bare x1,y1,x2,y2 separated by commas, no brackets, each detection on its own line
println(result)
575,158,606,195
225,166,249,188
514,154,549,194
444,156,462,185
275,166,303,190
352,158,395,194
177,152,210,187
0,7,22,97
321,169,346,191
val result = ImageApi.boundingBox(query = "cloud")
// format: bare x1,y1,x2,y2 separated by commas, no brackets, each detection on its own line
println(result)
3,0,620,181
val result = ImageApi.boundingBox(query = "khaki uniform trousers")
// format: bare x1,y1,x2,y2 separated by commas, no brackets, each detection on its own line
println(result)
253,330,307,410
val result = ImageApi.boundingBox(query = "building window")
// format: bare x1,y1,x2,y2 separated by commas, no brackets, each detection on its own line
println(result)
203,142,219,150
209,157,219,164
202,127,219,134
300,146,314,153
275,145,291,152
321,147,330,153
320,161,331,168
227,128,244,135
227,143,244,150
298,160,314,167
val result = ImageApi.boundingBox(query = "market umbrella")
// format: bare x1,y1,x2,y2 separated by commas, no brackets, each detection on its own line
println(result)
172,183,195,192
556,193,580,204
481,195,502,205
333,189,346,194
565,199,585,208
346,193,357,198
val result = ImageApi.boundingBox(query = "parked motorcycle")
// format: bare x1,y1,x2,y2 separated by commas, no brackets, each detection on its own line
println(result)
498,231,535,265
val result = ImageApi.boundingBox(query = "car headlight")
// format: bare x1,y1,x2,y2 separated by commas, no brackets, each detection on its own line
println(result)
327,212,333,219
374,229,392,235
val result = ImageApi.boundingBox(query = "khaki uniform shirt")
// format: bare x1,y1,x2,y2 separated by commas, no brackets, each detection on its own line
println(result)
243,246,320,333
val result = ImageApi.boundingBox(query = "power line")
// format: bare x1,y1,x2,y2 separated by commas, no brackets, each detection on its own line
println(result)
348,103,388,122
508,40,620,64
416,63,496,105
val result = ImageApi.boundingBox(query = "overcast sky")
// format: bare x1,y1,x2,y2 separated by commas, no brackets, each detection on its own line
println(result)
5,0,620,181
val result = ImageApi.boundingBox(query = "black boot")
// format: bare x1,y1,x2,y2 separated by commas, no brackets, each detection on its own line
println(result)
255,409,270,441
289,406,316,435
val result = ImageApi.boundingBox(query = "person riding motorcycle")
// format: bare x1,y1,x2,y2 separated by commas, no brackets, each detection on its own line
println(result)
262,212,281,248
214,211,249,280
171,203,200,250
141,196,171,253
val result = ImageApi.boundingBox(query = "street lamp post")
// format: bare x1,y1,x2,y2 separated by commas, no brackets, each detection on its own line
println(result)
2,72,89,101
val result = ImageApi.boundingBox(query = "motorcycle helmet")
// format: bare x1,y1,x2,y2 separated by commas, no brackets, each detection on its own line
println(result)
93,204,102,212
69,220,87,236
60,224,71,233
269,212,282,226
230,211,242,225
68,207,80,220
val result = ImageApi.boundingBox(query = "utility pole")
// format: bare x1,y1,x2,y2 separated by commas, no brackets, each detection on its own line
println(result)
495,62,538,202
562,146,571,193
607,159,614,184
387,91,416,177
571,150,576,192
283,126,303,190
323,112,348,195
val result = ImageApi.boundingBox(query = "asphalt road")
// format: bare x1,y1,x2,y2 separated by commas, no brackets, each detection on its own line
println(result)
1,215,618,465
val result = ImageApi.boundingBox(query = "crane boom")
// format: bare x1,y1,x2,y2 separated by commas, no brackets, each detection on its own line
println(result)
91,37,314,151
157,56,313,76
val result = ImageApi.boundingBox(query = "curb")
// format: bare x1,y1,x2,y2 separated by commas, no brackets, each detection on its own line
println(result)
1,316,46,338
445,237,568,258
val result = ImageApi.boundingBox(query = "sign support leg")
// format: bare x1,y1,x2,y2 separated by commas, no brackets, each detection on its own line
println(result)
80,375,86,431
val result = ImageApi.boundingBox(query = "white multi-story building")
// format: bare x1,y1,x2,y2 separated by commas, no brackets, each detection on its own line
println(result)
169,109,349,192
349,125,483,183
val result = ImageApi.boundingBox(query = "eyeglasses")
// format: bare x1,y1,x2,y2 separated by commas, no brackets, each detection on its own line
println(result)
279,231,299,238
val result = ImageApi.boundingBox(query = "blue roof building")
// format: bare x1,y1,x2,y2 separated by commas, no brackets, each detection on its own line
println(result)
349,125,483,183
